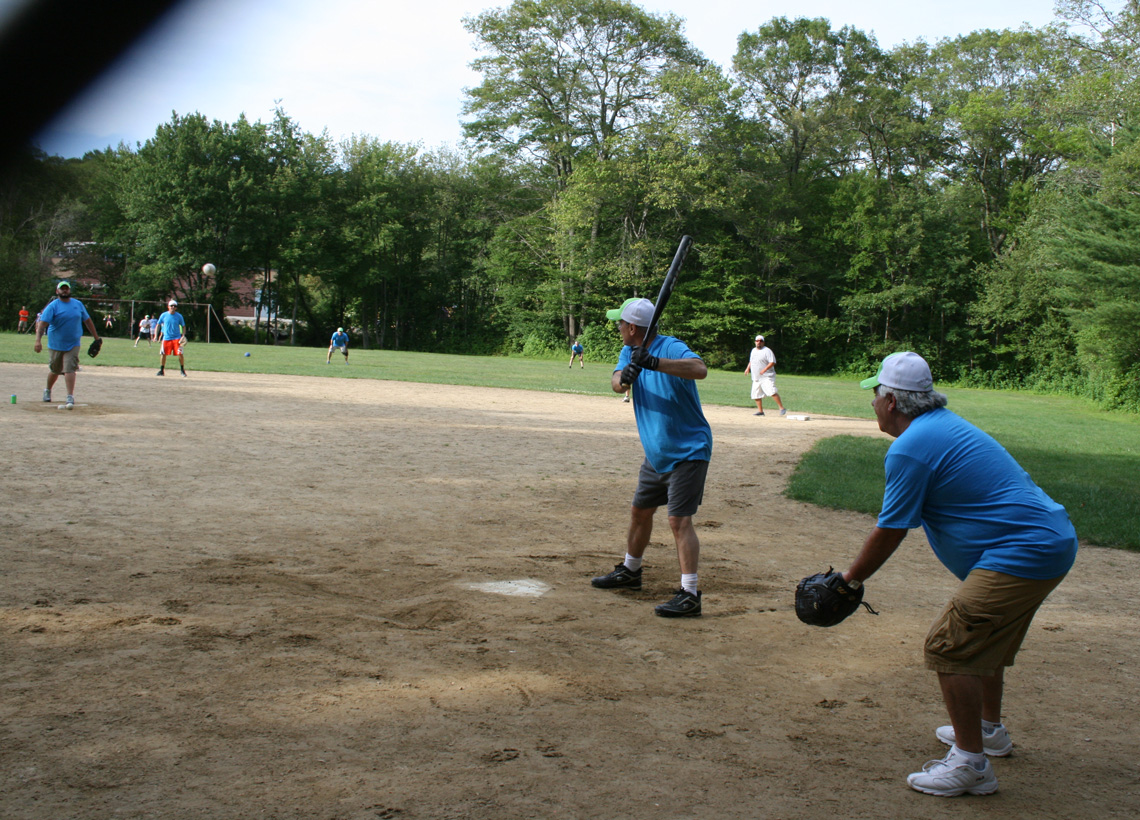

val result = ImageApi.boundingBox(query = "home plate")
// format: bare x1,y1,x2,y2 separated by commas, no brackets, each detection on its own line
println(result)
786,414,810,421
466,579,551,597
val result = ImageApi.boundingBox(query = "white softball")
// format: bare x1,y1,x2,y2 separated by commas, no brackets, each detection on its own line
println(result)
202,263,216,276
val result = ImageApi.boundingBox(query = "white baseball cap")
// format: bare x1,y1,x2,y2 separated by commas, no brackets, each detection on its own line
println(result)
861,352,933,392
168,299,178,306
755,335,764,341
605,297,655,327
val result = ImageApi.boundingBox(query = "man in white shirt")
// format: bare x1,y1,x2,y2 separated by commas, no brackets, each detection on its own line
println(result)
743,335,786,416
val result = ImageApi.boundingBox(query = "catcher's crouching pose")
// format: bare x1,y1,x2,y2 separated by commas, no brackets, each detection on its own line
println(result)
818,352,1078,797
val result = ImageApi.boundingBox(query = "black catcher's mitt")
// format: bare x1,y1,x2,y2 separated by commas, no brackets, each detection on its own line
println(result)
87,338,102,358
795,568,878,627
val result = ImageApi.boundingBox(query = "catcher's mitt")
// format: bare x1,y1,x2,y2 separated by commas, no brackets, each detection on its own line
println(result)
87,338,103,358
795,567,878,627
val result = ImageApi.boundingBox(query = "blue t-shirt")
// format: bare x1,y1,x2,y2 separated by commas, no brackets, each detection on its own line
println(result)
878,408,1077,580
330,332,349,347
615,335,713,473
156,311,185,340
572,343,583,354
39,297,90,351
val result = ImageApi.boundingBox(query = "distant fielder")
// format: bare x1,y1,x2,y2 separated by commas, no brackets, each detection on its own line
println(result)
811,352,1078,797
155,300,187,377
327,327,349,364
568,339,585,369
743,334,785,416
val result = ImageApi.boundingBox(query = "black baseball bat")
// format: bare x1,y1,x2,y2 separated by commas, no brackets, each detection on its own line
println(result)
645,235,693,343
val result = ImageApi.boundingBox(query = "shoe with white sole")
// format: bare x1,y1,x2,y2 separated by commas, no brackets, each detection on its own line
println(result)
907,752,998,797
936,724,1013,757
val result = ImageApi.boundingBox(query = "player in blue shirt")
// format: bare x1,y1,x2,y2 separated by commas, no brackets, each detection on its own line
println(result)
839,352,1077,797
155,300,187,376
590,297,713,618
568,339,584,368
33,280,100,408
327,328,349,364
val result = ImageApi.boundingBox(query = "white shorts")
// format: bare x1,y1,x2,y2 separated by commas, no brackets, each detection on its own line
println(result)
751,375,778,398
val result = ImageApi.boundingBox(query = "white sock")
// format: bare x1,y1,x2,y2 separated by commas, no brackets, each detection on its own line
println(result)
623,554,642,572
982,719,1002,734
681,573,698,594
950,745,987,771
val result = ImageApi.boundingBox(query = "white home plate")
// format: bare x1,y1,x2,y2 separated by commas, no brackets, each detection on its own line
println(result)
466,579,551,597
786,414,810,421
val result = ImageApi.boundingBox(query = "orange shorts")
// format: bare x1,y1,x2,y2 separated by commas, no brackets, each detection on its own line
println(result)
161,339,182,356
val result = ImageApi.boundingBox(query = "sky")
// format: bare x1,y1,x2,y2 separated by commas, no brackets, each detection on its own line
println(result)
23,0,1064,159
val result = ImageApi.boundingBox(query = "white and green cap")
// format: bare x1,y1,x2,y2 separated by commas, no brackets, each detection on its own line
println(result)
860,352,933,392
605,297,655,326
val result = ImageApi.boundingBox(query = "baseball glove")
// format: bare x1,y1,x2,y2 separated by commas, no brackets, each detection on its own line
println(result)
87,338,102,358
795,568,878,627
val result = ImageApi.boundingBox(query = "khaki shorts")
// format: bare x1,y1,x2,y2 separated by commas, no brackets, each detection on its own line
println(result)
48,346,81,375
924,569,1066,676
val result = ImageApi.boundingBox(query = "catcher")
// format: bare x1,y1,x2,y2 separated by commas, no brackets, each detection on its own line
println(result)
800,352,1077,798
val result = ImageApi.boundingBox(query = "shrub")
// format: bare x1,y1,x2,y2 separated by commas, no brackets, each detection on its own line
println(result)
577,322,623,363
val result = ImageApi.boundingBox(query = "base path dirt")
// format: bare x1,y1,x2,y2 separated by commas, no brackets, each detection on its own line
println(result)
2,364,1137,820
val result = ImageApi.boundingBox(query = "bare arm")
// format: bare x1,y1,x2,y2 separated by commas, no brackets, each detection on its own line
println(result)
611,369,626,393
33,320,47,352
843,526,908,584
656,357,707,380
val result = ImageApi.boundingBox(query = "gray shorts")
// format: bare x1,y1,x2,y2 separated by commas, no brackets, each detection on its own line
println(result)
632,458,709,518
48,346,81,375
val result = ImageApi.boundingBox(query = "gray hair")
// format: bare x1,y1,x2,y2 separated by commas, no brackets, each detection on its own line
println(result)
878,386,948,417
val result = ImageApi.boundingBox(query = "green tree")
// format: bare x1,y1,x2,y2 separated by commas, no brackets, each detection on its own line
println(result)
122,112,273,331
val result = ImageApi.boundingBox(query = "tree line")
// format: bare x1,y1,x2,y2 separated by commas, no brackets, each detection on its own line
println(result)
2,0,1138,410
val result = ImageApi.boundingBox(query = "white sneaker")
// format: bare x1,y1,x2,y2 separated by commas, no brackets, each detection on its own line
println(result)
907,751,998,797
65,396,74,410
42,389,51,403
936,724,1013,757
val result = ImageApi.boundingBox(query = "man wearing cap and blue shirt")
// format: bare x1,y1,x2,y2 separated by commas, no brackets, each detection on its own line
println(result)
327,327,349,364
33,280,100,409
590,297,713,617
837,351,1077,797
155,300,187,376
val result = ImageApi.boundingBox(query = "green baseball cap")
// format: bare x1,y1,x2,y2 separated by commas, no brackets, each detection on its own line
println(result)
57,280,71,289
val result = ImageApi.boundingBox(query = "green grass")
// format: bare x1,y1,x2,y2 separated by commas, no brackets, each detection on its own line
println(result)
5,332,1137,549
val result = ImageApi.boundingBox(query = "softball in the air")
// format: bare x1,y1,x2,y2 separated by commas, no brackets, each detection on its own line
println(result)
203,263,217,276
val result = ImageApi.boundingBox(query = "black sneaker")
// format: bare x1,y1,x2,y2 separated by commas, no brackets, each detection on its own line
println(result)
180,369,187,377
156,368,164,376
591,563,642,589
655,589,701,617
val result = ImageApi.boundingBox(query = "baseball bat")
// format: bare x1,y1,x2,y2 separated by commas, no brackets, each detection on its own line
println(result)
645,235,693,343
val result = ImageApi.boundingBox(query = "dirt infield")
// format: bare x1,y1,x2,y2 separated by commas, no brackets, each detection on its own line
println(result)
2,363,1138,820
